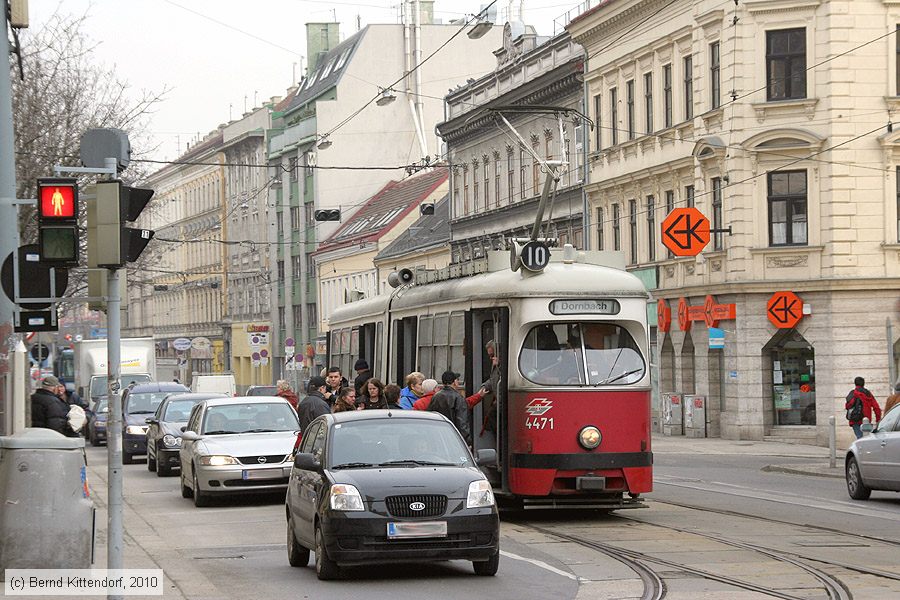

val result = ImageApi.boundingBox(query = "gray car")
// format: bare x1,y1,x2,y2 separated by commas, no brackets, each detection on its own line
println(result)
845,404,900,499
179,396,301,507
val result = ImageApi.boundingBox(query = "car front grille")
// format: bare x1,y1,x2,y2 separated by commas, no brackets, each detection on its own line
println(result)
222,477,289,487
385,494,447,518
236,454,288,465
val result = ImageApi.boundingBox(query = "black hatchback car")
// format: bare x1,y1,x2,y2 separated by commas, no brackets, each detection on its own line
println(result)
121,382,189,464
146,392,226,476
286,410,499,580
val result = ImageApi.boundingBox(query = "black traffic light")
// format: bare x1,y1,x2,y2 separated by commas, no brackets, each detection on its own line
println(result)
89,180,155,268
314,209,341,221
420,203,435,216
37,177,79,266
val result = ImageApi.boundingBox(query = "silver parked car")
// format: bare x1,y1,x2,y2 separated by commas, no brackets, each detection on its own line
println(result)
845,404,900,499
179,396,301,507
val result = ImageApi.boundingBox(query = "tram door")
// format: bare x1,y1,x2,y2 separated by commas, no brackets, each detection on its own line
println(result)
468,308,508,488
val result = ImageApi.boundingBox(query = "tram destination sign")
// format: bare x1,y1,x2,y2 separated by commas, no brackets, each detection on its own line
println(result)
550,299,620,315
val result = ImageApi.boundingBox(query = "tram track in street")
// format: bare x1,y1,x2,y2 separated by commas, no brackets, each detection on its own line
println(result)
516,520,838,600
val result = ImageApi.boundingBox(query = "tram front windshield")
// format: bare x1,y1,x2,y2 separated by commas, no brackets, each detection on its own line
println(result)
519,322,645,386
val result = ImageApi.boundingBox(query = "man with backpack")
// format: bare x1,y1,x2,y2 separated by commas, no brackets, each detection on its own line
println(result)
846,376,882,439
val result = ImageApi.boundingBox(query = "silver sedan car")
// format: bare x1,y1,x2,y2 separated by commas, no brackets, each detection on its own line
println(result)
845,404,900,500
180,396,301,507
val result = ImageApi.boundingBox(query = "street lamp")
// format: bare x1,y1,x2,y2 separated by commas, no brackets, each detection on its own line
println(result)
467,4,497,40
376,87,397,107
317,135,332,150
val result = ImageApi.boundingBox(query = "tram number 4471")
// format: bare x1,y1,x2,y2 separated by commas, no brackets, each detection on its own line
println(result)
525,417,554,430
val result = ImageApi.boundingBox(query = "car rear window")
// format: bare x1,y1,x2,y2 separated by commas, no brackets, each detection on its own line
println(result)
164,399,202,422
124,392,170,415
328,420,472,468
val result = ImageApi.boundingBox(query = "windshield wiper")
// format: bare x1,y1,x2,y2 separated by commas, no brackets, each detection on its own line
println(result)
331,462,375,469
243,428,278,433
128,410,155,414
377,459,457,467
595,368,643,386
203,430,237,435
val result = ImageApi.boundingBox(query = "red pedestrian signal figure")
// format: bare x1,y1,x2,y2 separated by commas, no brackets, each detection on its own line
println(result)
767,291,804,329
36,178,79,266
39,182,76,219
661,207,710,257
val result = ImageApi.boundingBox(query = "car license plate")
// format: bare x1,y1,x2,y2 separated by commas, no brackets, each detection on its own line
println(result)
387,521,447,539
242,468,283,480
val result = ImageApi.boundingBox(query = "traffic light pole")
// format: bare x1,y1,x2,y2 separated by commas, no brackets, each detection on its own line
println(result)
104,158,125,600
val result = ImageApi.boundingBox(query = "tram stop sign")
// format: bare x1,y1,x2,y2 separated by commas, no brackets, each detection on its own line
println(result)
661,207,710,257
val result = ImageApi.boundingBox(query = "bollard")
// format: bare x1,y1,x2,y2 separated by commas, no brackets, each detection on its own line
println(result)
828,415,836,469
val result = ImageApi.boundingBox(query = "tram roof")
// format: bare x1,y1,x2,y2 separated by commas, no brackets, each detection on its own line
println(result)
328,256,650,326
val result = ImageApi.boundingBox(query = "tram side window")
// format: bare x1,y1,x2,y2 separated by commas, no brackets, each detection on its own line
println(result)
416,311,466,383
519,322,645,386
418,315,433,376
449,312,465,381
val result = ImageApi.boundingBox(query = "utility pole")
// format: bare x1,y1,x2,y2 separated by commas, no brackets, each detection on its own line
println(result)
1,6,21,426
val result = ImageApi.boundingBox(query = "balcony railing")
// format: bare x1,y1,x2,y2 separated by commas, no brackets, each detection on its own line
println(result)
552,0,615,35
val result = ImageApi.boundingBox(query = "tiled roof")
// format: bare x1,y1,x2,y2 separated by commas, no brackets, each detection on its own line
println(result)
315,167,448,255
375,194,450,261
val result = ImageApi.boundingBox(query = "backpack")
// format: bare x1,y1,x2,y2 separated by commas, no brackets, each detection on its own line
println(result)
846,394,863,422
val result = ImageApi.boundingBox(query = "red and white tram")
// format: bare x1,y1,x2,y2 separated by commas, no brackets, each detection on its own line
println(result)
326,247,652,509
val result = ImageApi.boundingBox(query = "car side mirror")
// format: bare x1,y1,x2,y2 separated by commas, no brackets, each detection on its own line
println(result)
146,418,158,425
293,452,321,471
181,430,200,441
475,448,497,467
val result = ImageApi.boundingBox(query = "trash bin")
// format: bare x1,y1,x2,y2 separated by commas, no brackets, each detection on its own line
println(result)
0,428,94,571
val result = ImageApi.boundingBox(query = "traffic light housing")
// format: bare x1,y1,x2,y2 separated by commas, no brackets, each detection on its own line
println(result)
37,177,79,266
420,203,435,216
314,209,341,221
88,180,155,268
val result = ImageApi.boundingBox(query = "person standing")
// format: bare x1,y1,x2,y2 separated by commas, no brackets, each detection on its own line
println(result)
31,375,78,437
297,376,330,433
884,382,900,415
332,387,360,413
384,384,402,410
276,379,299,410
846,376,882,439
360,378,388,410
353,360,372,396
427,371,470,443
323,367,346,406
399,372,426,410
412,379,439,410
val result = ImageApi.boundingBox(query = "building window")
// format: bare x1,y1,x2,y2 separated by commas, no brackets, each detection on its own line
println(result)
494,156,501,208
710,42,721,109
897,25,900,96
610,87,619,145
663,64,673,128
277,260,284,281
711,177,723,250
896,167,900,240
766,28,806,101
290,206,300,230
665,190,675,257
462,166,469,214
483,159,490,208
626,80,635,140
507,149,515,203
628,199,637,264
593,93,602,150
683,55,694,120
519,147,527,200
646,195,656,262
643,72,653,134
473,178,479,211
768,171,807,246
686,184,695,208
596,207,604,251
532,143,540,194
613,203,621,251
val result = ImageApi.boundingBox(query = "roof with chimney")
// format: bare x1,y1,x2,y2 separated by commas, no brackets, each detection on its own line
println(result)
314,167,448,255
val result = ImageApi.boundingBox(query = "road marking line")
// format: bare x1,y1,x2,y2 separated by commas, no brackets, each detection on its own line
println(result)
500,550,580,581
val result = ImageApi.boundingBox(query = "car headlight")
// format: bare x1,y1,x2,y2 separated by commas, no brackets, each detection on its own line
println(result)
578,425,602,449
125,425,148,435
466,480,495,508
329,484,364,511
199,455,239,466
162,434,181,448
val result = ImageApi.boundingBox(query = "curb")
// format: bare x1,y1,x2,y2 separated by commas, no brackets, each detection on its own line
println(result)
761,464,844,479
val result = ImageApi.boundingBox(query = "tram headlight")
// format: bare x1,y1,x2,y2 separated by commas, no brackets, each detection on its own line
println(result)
578,426,602,450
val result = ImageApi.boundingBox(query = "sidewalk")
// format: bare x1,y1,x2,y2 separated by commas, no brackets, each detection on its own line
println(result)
651,433,845,479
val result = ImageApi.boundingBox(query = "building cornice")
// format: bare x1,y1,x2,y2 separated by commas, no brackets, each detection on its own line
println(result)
569,0,675,47
655,275,900,298
743,0,822,14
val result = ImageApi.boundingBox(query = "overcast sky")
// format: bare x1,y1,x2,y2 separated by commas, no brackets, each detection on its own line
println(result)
29,0,583,162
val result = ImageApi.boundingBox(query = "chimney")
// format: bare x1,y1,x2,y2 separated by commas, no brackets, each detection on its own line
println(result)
305,22,340,75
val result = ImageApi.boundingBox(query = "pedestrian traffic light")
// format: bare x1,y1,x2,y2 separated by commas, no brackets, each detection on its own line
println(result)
37,177,79,266
314,209,341,221
88,180,155,268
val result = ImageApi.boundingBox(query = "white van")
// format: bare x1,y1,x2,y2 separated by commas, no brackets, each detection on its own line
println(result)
191,374,236,396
